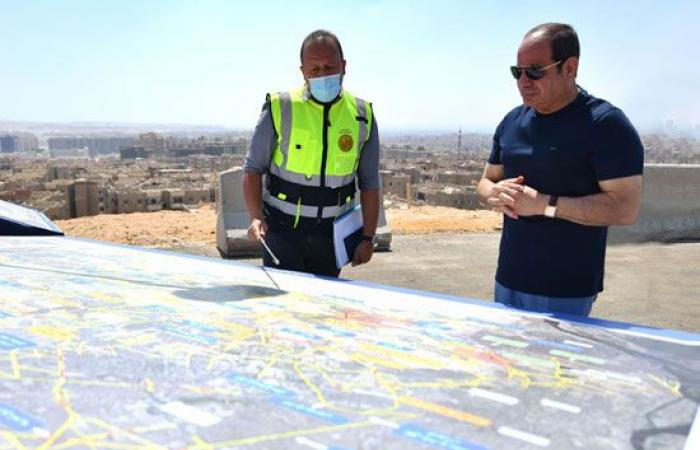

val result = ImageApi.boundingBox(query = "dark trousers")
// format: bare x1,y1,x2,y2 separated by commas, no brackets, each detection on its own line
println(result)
262,229,340,278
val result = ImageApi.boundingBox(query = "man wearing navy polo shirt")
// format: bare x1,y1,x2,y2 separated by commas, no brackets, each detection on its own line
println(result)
477,23,644,316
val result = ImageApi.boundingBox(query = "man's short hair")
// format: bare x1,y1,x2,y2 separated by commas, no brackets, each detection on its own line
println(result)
300,29,344,63
525,23,580,70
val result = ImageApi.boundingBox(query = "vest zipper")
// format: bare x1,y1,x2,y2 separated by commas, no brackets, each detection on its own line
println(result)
317,104,331,222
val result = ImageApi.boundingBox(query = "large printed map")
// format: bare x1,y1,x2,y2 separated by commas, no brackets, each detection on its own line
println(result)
0,236,698,449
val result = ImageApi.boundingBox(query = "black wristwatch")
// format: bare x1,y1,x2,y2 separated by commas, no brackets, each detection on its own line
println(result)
362,235,377,245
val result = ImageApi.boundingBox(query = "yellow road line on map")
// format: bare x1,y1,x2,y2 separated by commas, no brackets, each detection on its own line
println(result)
398,396,491,428
507,366,532,388
63,429,99,450
88,418,166,449
52,347,67,404
257,327,272,345
296,363,401,417
213,321,257,340
256,352,281,378
0,431,29,450
51,422,180,448
90,293,122,304
38,408,77,450
191,435,214,450
53,435,154,450
189,420,374,448
360,344,446,370
649,374,681,396
145,378,155,393
293,360,328,405
28,326,76,341
9,351,20,379
351,353,407,370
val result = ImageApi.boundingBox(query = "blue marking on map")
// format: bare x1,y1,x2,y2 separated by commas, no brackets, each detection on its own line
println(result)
0,310,12,319
179,320,222,334
260,301,281,308
145,305,177,314
531,339,584,352
376,341,413,352
158,325,217,345
314,324,356,337
0,280,25,290
222,303,251,311
269,396,348,424
280,327,322,341
226,373,296,398
423,329,452,341
0,333,36,351
396,423,490,450
0,403,42,432
414,320,452,330
68,277,96,285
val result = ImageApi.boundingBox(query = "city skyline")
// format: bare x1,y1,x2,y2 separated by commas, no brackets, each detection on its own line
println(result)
1,0,699,133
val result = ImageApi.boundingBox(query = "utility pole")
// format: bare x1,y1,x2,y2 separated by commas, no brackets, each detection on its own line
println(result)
458,126,462,153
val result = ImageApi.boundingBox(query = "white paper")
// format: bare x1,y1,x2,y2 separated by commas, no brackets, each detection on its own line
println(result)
333,205,363,269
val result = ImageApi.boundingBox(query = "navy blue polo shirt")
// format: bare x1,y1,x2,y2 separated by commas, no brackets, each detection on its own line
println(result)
489,88,644,297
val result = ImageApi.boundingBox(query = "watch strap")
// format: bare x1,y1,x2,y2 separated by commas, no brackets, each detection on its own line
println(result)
544,195,559,218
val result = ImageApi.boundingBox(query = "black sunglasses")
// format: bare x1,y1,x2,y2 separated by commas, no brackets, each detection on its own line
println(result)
510,61,561,80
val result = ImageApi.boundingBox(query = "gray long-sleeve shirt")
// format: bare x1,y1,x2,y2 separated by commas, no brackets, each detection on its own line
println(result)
243,96,380,191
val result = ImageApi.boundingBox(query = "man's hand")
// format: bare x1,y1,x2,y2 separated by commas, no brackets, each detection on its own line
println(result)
485,176,525,219
488,175,550,218
507,184,549,217
247,218,268,242
351,240,374,267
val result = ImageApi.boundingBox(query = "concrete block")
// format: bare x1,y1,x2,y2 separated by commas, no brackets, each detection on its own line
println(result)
609,164,700,243
216,167,261,257
376,196,392,250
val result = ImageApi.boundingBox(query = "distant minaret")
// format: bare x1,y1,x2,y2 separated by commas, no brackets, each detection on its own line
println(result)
457,126,462,153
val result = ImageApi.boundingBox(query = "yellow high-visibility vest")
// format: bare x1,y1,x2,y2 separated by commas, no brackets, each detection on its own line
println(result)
263,86,373,227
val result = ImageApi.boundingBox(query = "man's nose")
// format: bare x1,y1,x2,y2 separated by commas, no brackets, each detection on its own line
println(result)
518,75,533,87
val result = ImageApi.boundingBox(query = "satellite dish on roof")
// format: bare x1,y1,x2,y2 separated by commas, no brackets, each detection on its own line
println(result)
0,200,63,236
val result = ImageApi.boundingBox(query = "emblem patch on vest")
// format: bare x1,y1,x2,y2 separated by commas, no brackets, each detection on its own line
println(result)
338,133,354,152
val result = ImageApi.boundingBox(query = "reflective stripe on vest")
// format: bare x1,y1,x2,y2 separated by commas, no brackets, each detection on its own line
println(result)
263,190,355,219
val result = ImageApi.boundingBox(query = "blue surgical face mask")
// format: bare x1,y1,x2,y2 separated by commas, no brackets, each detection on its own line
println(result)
307,74,342,103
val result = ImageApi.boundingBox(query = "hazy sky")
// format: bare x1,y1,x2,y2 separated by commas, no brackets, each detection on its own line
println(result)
1,0,698,132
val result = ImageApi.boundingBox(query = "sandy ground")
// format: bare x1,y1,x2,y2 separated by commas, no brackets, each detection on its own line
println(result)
54,204,503,247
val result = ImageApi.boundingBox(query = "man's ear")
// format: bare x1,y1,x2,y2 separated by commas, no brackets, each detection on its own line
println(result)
565,57,579,79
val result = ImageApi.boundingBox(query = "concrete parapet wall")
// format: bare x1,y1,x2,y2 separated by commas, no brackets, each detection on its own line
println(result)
217,166,392,258
216,168,260,257
609,164,700,243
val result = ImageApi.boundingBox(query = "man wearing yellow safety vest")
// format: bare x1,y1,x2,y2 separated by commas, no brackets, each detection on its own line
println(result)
242,30,380,277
